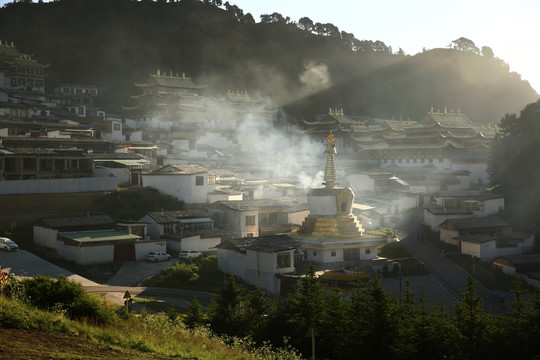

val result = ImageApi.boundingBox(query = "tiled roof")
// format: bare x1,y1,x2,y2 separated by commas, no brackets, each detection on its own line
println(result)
219,234,297,253
452,234,496,243
445,216,510,229
89,152,146,160
136,74,205,89
428,113,473,129
40,215,115,229
436,190,503,200
215,196,308,212
146,209,209,223
499,254,540,265
146,164,208,175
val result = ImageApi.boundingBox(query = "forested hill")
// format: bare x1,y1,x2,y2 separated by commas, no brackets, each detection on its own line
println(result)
0,0,537,124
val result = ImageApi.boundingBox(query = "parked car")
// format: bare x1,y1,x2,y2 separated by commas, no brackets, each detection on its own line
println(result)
145,251,171,262
179,250,202,259
0,237,18,251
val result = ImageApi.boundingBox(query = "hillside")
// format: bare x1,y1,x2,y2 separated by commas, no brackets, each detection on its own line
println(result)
0,0,537,123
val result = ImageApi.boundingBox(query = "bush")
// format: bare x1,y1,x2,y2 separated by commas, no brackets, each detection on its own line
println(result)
21,275,116,324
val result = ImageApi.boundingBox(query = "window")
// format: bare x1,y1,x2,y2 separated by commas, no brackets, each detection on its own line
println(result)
365,248,371,254
312,251,317,256
55,159,66,169
208,175,216,185
195,175,204,186
23,158,36,170
277,253,291,268
245,215,255,226
40,159,52,171
246,233,254,238
113,123,121,131
331,250,336,257
163,223,174,234
268,212,278,225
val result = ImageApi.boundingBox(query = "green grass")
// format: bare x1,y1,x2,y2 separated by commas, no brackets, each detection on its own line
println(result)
144,256,226,292
133,296,189,314
0,295,301,359
378,241,412,258
377,241,428,277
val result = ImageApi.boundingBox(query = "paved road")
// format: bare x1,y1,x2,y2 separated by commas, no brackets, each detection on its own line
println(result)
397,208,511,314
0,250,213,310
0,249,98,286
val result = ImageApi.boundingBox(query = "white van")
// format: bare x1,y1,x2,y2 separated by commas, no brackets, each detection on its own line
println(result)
0,237,18,251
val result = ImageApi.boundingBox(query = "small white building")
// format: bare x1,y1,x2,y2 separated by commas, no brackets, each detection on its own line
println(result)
456,233,535,262
207,187,243,203
208,197,309,238
424,190,505,231
438,216,511,247
33,215,164,264
164,229,230,254
216,235,297,295
142,164,216,204
139,209,212,239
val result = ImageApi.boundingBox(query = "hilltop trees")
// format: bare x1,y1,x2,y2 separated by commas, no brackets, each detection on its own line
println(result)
488,99,540,231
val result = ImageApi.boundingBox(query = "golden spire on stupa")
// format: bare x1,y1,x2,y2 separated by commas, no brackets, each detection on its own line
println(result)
323,131,338,188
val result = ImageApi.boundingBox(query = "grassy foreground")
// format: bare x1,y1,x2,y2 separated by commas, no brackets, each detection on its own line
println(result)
0,295,300,360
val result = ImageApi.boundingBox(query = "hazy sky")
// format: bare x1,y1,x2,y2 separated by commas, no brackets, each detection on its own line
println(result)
231,0,540,94
1,0,539,93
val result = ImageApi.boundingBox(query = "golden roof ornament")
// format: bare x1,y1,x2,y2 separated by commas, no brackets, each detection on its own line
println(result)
326,131,336,146
323,131,338,188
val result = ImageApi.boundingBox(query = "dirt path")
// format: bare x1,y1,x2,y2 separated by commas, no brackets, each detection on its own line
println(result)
0,328,173,360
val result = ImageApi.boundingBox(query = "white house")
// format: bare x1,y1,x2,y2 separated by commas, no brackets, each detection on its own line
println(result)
208,197,309,238
142,164,216,204
438,216,511,247
33,215,165,264
456,233,535,262
216,235,297,295
163,229,230,254
424,190,505,231
493,254,540,288
139,209,212,239
207,187,243,203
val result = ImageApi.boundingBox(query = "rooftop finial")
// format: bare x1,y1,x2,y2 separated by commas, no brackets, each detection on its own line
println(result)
323,131,338,188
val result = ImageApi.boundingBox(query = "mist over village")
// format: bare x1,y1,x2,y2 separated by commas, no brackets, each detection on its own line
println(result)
2,1,540,359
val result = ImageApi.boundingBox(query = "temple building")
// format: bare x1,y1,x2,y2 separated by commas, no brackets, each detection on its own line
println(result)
303,107,495,183
291,131,386,265
123,71,277,153
123,70,208,131
0,40,49,104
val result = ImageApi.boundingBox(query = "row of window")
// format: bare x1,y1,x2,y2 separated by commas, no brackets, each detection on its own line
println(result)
382,157,444,164
311,248,370,257
61,88,97,95
10,78,44,87
3,158,84,172
10,66,44,75
244,213,281,227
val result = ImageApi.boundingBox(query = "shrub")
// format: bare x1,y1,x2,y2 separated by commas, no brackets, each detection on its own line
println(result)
21,275,116,324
